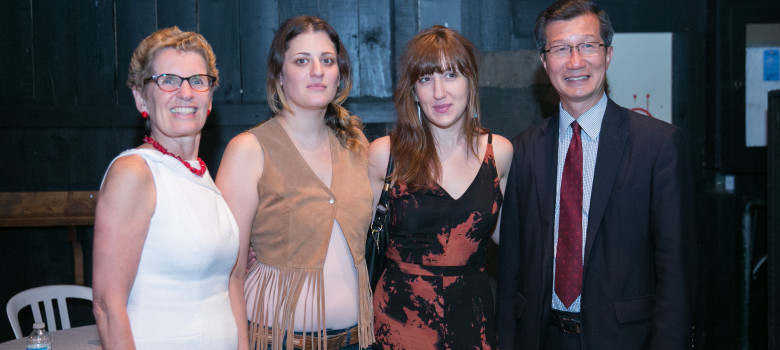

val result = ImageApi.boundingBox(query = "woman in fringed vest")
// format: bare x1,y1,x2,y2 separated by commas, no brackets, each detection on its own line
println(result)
216,16,374,350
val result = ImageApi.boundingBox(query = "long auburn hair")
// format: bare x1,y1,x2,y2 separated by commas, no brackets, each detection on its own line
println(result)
266,16,364,152
390,25,484,191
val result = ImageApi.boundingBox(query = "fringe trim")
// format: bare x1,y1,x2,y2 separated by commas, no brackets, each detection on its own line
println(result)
357,259,376,348
246,262,325,350
246,261,375,349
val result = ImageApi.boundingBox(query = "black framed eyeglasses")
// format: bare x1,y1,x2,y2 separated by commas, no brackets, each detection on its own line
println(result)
144,74,216,92
544,42,606,58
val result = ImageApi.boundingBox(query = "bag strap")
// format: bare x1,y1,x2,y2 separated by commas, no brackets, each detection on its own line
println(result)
378,155,394,207
368,154,394,250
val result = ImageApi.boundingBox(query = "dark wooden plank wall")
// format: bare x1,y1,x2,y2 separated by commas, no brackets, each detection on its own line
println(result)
0,0,34,105
238,0,278,104
0,0,714,204
158,0,198,32
115,1,155,107
31,1,74,106
6,1,749,348
0,0,525,192
391,0,417,89
200,0,242,104
358,0,393,98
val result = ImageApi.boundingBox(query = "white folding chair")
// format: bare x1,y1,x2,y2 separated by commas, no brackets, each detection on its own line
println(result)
5,284,93,339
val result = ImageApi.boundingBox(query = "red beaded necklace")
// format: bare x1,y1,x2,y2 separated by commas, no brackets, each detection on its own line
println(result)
143,136,207,177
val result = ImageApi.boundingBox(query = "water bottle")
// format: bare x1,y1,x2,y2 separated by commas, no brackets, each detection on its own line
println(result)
25,322,52,350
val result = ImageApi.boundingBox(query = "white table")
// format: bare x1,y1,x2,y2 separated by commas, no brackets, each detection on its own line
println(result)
0,325,101,349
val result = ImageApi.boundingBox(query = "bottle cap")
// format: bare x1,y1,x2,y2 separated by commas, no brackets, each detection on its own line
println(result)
33,322,45,329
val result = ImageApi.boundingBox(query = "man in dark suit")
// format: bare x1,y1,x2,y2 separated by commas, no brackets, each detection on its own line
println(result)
496,0,695,349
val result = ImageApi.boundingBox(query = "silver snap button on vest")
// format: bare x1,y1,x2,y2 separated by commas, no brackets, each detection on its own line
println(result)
328,197,335,204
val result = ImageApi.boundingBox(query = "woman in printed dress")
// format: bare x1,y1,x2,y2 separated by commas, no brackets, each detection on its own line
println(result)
367,25,513,349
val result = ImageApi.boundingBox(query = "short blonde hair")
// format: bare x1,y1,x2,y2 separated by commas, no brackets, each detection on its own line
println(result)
127,26,219,91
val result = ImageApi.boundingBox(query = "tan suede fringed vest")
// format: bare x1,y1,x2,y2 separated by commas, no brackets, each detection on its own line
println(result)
245,118,374,350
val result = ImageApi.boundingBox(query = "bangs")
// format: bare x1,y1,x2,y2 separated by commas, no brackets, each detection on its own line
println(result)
407,41,471,79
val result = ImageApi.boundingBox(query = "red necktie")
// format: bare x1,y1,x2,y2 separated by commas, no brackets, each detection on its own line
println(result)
555,121,583,308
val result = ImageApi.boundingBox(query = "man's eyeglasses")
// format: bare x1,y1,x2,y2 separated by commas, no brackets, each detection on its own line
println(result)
544,42,606,58
144,74,216,92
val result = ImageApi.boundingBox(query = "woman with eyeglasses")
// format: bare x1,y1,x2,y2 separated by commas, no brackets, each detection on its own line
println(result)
216,16,374,350
93,27,244,349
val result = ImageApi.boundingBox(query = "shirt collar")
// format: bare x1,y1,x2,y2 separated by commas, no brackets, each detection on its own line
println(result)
558,93,607,140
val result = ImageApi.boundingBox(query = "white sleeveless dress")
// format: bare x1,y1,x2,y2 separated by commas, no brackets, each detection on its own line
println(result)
103,149,239,349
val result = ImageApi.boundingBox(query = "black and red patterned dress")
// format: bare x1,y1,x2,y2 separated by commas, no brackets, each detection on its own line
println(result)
373,134,501,350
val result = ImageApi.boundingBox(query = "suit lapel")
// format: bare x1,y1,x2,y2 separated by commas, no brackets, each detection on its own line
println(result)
535,115,559,277
584,99,628,266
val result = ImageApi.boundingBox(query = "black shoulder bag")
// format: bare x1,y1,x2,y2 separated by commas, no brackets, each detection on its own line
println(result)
365,155,394,291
